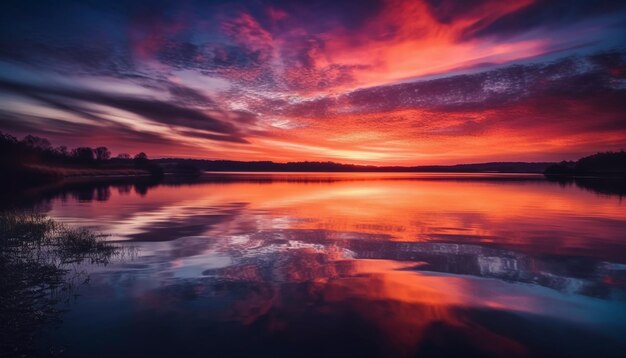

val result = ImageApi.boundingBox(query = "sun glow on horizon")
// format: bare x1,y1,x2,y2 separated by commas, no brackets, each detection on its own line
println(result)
0,0,625,164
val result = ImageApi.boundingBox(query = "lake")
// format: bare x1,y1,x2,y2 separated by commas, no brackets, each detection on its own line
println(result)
16,173,626,357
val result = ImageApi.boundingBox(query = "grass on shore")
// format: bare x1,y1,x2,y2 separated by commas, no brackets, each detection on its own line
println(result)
0,212,120,356
25,164,150,178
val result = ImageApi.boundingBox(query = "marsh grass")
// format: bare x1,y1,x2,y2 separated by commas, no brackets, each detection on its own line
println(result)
0,212,120,357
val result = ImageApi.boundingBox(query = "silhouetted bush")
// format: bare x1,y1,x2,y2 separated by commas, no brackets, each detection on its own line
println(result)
133,152,149,167
72,147,95,164
132,152,163,178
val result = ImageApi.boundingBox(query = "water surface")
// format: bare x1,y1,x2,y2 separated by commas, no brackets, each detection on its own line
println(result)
26,173,626,357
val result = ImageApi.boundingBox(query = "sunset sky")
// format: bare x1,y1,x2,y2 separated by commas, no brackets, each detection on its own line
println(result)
0,0,625,165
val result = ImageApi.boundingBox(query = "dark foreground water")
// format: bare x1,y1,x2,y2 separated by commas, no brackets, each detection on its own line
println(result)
15,173,626,357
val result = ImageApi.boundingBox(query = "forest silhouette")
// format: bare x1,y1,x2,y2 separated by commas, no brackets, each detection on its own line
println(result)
2,131,624,192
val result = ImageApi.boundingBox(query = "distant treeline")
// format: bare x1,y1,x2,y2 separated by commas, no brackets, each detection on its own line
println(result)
0,131,163,188
4,130,624,191
0,131,149,166
544,151,626,176
155,159,553,173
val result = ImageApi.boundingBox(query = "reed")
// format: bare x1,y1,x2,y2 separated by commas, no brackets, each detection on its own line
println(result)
0,212,120,356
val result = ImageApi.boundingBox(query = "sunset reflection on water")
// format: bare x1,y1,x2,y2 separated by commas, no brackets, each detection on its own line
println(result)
35,174,626,357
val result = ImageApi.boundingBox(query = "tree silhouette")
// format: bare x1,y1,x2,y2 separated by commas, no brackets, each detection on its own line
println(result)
94,146,111,161
56,145,68,157
72,147,95,163
544,151,626,176
22,135,51,151
133,152,149,166
0,131,167,189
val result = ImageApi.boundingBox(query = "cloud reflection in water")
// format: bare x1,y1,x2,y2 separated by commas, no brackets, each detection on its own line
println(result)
36,174,626,357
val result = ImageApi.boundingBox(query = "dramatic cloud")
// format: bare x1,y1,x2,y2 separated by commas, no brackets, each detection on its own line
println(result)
0,0,625,163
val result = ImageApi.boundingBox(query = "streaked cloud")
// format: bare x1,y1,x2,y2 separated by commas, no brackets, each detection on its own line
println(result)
0,0,625,163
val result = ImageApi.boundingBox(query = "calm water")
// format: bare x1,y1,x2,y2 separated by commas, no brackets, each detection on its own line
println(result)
24,173,626,356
